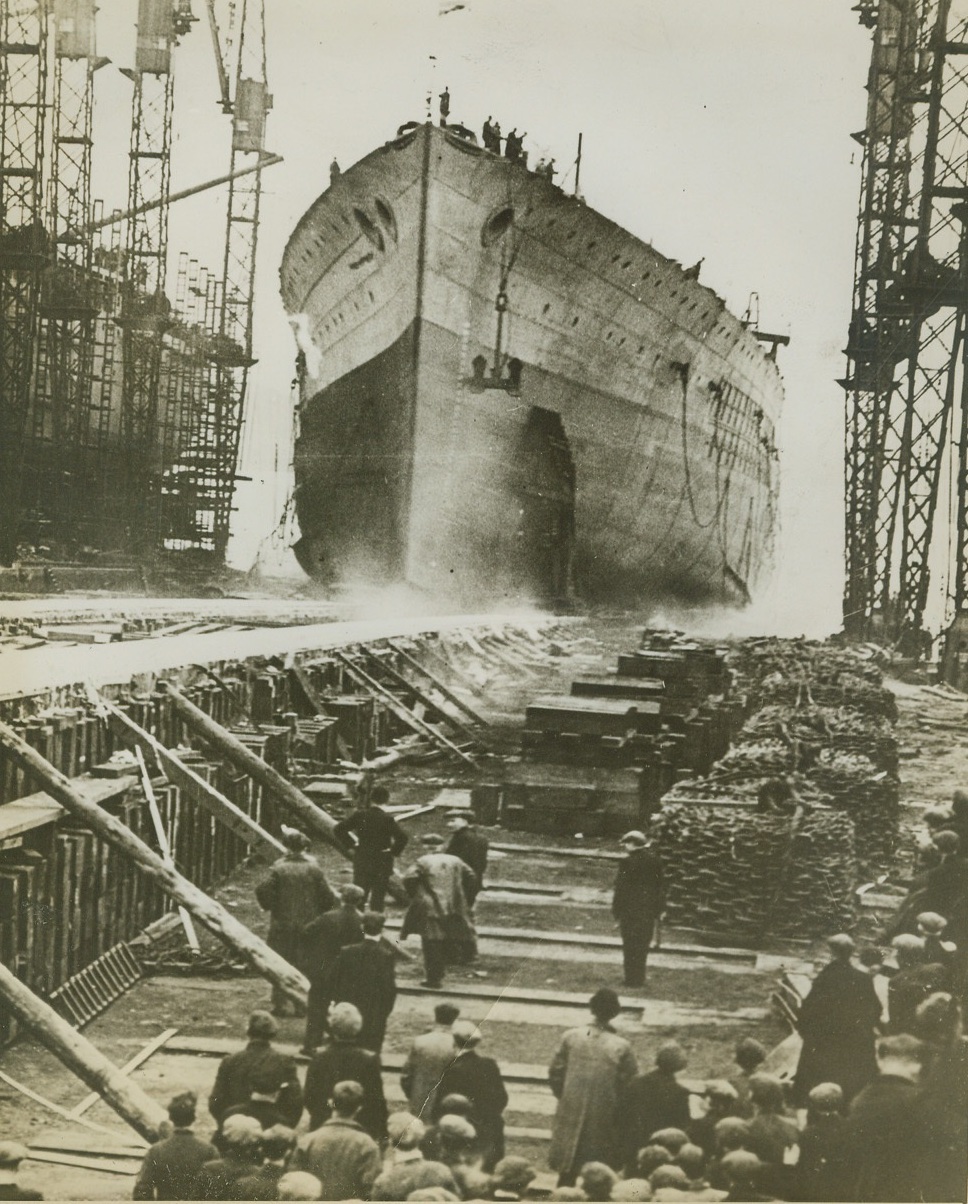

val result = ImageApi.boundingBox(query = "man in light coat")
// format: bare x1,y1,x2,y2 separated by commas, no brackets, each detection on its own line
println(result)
402,834,479,987
547,987,638,1186
290,1080,382,1201
401,1001,460,1117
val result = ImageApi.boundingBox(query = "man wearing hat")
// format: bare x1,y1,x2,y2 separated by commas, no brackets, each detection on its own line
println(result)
300,882,366,1055
444,810,489,902
291,1081,382,1201
0,1143,41,1201
401,835,478,987
208,1010,303,1129
255,826,336,1015
612,829,665,988
334,783,409,912
432,1021,508,1170
793,934,882,1105
886,934,948,1034
547,987,638,1185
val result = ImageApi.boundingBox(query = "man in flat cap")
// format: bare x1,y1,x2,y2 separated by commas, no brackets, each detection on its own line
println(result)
0,1143,41,1201
208,1010,303,1129
433,1021,508,1170
793,934,882,1105
134,1092,217,1200
612,829,665,988
334,783,408,912
255,826,336,1016
401,834,478,988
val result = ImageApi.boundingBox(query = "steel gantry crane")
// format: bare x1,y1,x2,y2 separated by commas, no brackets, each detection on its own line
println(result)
0,0,49,565
843,0,968,661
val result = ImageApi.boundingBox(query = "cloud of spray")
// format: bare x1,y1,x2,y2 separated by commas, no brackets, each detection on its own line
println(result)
288,313,323,379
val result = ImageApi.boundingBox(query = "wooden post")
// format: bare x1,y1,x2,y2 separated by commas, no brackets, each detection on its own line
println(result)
0,720,309,1006
104,701,285,859
386,639,490,726
0,961,166,1143
364,649,478,737
334,653,477,765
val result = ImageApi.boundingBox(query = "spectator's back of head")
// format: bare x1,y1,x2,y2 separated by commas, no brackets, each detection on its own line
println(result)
713,1117,751,1154
451,1019,482,1050
387,1111,425,1150
221,1114,262,1150
247,1009,278,1040
280,826,310,852
438,1093,473,1118
704,1080,739,1112
876,1032,925,1074
328,1001,363,1040
167,1090,197,1127
649,1128,688,1156
933,829,961,855
807,1082,844,1115
492,1156,536,1195
579,1161,618,1201
733,1037,766,1072
589,987,621,1022
655,1042,687,1074
826,933,856,959
361,910,385,936
339,883,365,907
610,1178,652,1201
719,1150,762,1190
650,1165,688,1191
915,991,962,1043
260,1125,295,1161
675,1143,706,1180
331,1080,364,1118
748,1073,786,1114
436,1114,476,1144
891,933,925,967
277,1171,322,1200
370,784,390,806
434,1002,460,1026
637,1145,673,1177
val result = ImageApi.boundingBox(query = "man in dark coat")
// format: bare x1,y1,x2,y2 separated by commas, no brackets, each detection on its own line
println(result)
328,911,397,1051
134,1092,218,1200
254,827,335,1015
886,933,947,1033
612,830,665,988
622,1041,691,1173
334,784,408,911
208,1010,303,1129
301,883,365,1054
218,1065,291,1136
841,1033,929,1202
433,1021,509,1171
303,1001,388,1140
444,811,488,902
793,933,882,1105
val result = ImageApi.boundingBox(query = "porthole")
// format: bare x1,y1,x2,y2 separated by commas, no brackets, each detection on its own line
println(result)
482,206,515,246
353,207,385,252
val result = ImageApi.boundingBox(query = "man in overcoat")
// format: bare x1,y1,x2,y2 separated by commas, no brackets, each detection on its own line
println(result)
547,987,638,1185
300,883,365,1054
303,1002,387,1140
401,1001,460,1117
401,834,479,987
328,911,397,1052
254,827,335,1015
793,933,882,1105
611,829,665,988
433,1021,509,1171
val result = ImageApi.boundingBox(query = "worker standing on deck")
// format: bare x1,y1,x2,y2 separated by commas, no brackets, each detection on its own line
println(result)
255,827,336,1016
612,829,665,989
334,784,408,912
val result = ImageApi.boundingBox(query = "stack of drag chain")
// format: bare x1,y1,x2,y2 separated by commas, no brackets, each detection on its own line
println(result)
651,639,898,942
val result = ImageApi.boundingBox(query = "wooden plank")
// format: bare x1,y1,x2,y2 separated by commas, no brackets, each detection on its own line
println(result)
365,650,477,736
334,653,476,765
0,1069,133,1139
385,640,490,726
0,774,136,841
69,1027,178,1118
24,1149,138,1176
288,666,353,760
135,749,199,955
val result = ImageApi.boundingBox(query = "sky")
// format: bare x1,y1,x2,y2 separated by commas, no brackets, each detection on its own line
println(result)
88,1,872,636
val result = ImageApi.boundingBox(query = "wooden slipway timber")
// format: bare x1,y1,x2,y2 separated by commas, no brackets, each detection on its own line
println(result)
0,961,165,1143
0,720,309,1008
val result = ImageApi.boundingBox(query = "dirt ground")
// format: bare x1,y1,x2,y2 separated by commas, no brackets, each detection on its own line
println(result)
1,628,963,1199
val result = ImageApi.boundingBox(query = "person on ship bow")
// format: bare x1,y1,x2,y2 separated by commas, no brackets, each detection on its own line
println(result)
438,85,450,126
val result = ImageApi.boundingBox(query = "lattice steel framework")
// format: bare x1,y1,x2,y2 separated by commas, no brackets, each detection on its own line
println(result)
26,0,101,548
844,0,968,653
0,0,49,564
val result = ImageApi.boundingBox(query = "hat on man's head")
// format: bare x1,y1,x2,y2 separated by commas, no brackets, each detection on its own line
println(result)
619,830,647,849
933,829,961,854
221,1115,263,1148
827,933,856,956
339,883,365,906
611,1178,652,1201
492,1156,536,1194
807,1083,844,1112
446,809,470,827
260,1126,296,1160
280,825,310,852
917,911,948,935
655,1042,687,1073
247,1009,279,1039
276,1171,323,1201
437,1114,476,1141
704,1079,739,1102
421,832,445,846
328,1001,363,1040
387,1111,425,1150
650,1165,689,1191
361,911,386,936
720,1150,763,1185
451,1019,483,1048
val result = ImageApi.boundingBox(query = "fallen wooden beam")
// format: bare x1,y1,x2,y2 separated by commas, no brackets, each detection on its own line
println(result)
385,640,490,726
136,749,199,955
0,1070,123,1139
365,649,478,737
0,720,309,1009
25,1149,138,1176
69,1027,178,1119
334,653,476,765
103,700,285,860
0,966,164,1143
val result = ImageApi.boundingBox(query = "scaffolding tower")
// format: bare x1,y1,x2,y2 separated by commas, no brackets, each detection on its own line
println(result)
0,1,49,564
843,0,968,656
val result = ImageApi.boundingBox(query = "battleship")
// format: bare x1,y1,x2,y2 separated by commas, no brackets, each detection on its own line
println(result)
281,121,784,607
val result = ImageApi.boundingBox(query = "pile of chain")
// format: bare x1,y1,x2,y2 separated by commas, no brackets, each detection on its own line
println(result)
652,802,857,940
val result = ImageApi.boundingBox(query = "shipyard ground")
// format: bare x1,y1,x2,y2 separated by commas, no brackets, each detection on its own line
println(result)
0,604,959,1199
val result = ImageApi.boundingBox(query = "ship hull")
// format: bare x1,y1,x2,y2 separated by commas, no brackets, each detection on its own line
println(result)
283,125,783,607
